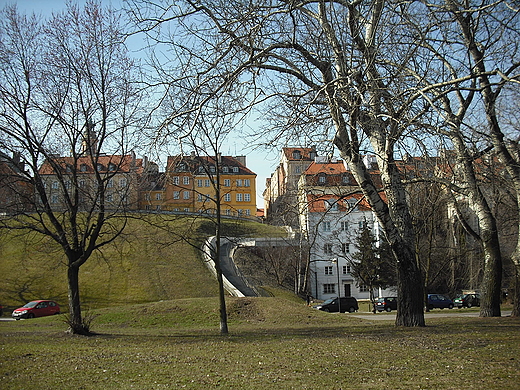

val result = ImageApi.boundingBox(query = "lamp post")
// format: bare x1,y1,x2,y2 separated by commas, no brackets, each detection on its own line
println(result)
333,258,340,313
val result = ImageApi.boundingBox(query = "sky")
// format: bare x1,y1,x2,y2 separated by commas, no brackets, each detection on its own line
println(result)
6,0,280,208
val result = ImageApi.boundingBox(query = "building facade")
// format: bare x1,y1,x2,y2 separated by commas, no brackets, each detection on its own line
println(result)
298,157,394,301
263,146,317,226
163,154,257,217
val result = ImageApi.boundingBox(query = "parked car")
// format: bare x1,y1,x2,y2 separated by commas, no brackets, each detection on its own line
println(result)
12,300,60,320
427,294,454,310
454,293,480,308
375,297,398,312
313,297,359,313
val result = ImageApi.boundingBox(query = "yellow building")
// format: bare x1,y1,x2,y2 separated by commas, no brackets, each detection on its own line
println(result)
165,154,257,217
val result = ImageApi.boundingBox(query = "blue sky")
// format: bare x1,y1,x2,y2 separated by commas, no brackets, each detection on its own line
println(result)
6,0,279,207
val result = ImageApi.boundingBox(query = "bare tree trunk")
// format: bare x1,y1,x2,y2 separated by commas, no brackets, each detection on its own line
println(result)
67,263,88,335
512,264,520,317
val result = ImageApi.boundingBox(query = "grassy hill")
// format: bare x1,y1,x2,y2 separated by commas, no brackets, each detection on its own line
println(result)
0,215,287,309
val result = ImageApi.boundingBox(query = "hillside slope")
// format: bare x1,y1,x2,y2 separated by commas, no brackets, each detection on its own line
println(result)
0,215,286,309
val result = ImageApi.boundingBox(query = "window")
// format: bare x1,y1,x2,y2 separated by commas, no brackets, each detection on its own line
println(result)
183,191,190,199
52,181,59,189
173,176,179,185
359,284,369,293
107,194,113,202
225,209,231,215
224,193,231,202
323,284,335,294
155,193,162,201
244,193,251,202
324,243,333,255
96,163,104,171
319,174,326,184
244,179,250,187
197,194,203,201
156,205,161,211
325,199,338,211
236,193,243,202
144,193,150,201
236,179,243,187
295,165,301,174
358,220,367,229
79,180,85,188
292,150,301,160
222,167,229,173
107,179,114,188
324,266,333,275
51,195,59,204
197,179,203,187
342,175,349,184
204,179,210,187
342,243,350,254
108,163,116,171
184,208,190,212
340,221,348,231
233,167,239,173
173,191,180,200
80,164,87,172
245,209,251,216
224,179,230,187
322,221,331,232
183,176,190,185
119,178,127,187
210,166,216,173
342,265,351,274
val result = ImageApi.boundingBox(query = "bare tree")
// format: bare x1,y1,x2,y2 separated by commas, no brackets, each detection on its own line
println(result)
0,2,143,334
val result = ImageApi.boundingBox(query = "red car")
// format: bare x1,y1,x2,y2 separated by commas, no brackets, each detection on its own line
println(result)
12,300,60,320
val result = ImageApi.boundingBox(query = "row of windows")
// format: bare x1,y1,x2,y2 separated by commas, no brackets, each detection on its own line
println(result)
322,220,366,232
322,283,368,294
171,177,251,187
144,205,252,216
51,192,127,204
145,192,253,202
323,243,350,255
48,178,127,190
324,265,352,275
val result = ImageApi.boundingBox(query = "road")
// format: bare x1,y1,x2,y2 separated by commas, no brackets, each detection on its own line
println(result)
350,310,512,321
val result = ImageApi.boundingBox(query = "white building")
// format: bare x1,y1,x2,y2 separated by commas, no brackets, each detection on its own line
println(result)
298,157,395,301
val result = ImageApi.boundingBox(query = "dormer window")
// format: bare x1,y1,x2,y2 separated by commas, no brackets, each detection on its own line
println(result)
108,163,116,171
222,167,229,173
96,163,104,171
318,174,326,184
80,164,88,172
292,150,301,160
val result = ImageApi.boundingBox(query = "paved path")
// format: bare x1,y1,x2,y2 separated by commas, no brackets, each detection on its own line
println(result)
350,310,512,321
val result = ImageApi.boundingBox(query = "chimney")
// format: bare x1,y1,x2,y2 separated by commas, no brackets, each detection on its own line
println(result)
235,155,246,166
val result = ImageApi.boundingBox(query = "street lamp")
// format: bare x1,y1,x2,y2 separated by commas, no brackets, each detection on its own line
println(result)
332,258,340,313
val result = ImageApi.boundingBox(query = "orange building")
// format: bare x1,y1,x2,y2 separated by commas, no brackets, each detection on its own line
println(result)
164,154,257,217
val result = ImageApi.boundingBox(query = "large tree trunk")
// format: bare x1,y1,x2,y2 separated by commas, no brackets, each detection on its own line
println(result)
512,264,520,317
67,263,89,335
479,238,502,317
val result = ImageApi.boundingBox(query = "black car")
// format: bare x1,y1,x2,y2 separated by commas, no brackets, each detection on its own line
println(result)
427,294,454,309
375,297,398,312
313,297,359,313
454,293,480,308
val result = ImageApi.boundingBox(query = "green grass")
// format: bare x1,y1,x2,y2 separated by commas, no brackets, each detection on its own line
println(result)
1,297,519,389
0,216,286,309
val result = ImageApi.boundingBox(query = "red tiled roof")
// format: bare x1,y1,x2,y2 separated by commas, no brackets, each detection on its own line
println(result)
282,147,316,161
167,155,256,176
38,154,144,175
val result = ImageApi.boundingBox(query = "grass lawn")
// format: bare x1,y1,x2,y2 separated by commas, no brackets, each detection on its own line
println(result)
1,297,519,389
